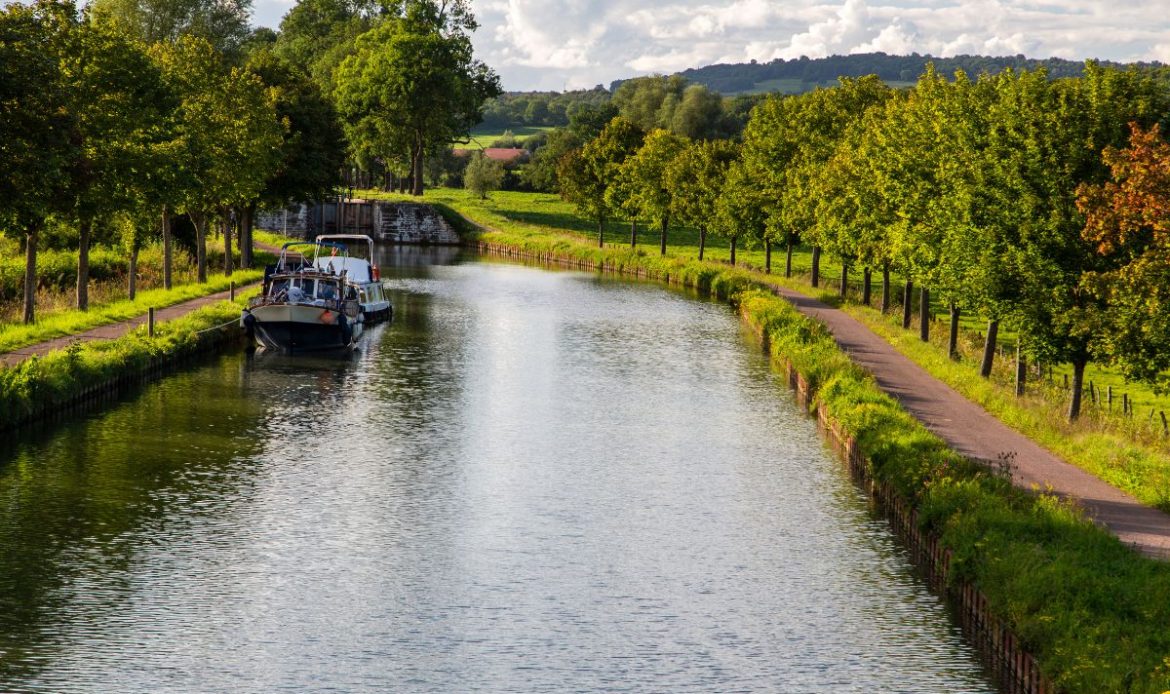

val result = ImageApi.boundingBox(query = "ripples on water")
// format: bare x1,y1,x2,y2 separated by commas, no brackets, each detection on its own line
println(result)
0,253,994,692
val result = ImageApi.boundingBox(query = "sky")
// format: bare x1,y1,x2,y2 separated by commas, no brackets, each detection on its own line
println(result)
250,0,1170,92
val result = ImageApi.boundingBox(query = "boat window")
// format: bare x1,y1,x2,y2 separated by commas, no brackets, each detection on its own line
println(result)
318,282,337,299
359,288,368,303
269,279,288,296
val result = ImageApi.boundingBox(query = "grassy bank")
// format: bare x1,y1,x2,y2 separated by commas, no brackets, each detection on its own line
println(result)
0,290,254,430
429,196,1170,692
0,233,293,355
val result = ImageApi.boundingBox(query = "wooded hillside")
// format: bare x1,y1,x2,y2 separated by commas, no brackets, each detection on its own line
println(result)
616,52,1164,95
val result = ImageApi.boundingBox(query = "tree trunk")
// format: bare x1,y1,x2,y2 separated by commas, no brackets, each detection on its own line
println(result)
659,216,668,256
22,222,39,325
839,259,848,298
162,207,172,290
765,242,772,274
901,280,913,329
223,211,234,277
1015,343,1027,397
193,211,207,283
785,240,793,278
948,302,960,360
729,236,737,266
630,219,637,248
811,246,821,287
1068,358,1087,421
698,228,706,260
411,136,425,196
77,216,91,310
919,287,930,341
980,319,999,378
881,266,890,313
242,203,255,269
128,245,139,301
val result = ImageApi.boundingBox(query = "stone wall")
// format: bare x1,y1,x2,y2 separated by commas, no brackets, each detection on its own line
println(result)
373,202,459,244
256,201,460,245
256,204,312,236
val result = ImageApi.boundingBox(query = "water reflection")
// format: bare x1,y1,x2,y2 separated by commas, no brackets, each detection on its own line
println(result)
0,248,993,692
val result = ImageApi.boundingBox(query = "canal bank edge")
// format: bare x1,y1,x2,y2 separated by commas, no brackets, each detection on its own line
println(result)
0,298,250,434
465,228,1170,693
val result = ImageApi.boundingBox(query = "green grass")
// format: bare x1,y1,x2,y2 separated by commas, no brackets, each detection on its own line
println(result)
400,195,1170,692
0,288,257,429
0,271,262,354
0,234,295,355
464,125,554,147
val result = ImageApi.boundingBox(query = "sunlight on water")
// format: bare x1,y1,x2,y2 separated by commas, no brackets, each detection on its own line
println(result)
0,249,993,693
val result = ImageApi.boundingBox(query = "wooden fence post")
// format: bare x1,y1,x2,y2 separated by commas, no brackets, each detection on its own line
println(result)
148,307,155,338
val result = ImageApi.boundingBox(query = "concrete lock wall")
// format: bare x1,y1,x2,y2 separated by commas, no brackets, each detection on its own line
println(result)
256,201,460,245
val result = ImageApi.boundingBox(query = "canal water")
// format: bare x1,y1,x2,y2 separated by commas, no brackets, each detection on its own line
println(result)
0,249,994,692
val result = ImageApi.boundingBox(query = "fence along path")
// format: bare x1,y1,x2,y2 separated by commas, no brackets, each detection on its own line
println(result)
0,284,255,369
771,284,1170,560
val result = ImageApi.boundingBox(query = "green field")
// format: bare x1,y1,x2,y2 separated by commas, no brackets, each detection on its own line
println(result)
464,125,555,147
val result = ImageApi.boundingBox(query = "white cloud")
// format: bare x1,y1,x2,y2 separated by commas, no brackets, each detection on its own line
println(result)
459,0,1170,90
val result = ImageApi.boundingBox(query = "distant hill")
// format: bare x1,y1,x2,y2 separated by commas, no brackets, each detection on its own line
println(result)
611,52,1165,96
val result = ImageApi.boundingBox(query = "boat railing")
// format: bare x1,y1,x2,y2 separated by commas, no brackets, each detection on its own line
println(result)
248,294,362,318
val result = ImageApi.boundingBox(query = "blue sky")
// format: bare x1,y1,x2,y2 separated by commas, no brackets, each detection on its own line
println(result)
251,0,1170,91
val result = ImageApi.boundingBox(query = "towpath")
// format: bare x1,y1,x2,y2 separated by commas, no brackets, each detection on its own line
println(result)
772,285,1170,560
0,283,256,369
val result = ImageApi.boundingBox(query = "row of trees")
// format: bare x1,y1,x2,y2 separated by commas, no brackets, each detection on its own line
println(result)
510,76,763,195
478,87,612,129
2,0,498,323
1,0,345,322
557,66,1170,420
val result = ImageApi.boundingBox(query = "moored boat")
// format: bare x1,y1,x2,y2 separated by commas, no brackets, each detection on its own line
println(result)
242,241,365,353
312,234,393,323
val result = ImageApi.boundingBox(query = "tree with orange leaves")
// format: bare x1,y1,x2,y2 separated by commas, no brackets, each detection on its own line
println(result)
1078,123,1170,391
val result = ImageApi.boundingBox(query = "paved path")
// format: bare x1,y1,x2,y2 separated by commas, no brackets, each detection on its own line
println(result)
774,285,1170,560
0,284,256,369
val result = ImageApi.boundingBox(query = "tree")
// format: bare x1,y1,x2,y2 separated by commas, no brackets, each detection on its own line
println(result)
666,139,738,262
0,0,78,324
743,94,803,279
560,117,644,247
611,74,728,139
464,151,504,199
558,148,609,247
992,64,1168,419
333,1,501,196
62,14,175,310
714,159,769,267
616,129,687,255
777,76,892,289
89,0,252,58
1078,123,1170,391
245,49,346,267
151,35,283,282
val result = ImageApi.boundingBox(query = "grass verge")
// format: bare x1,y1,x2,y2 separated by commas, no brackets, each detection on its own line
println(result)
0,270,263,354
0,289,255,429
